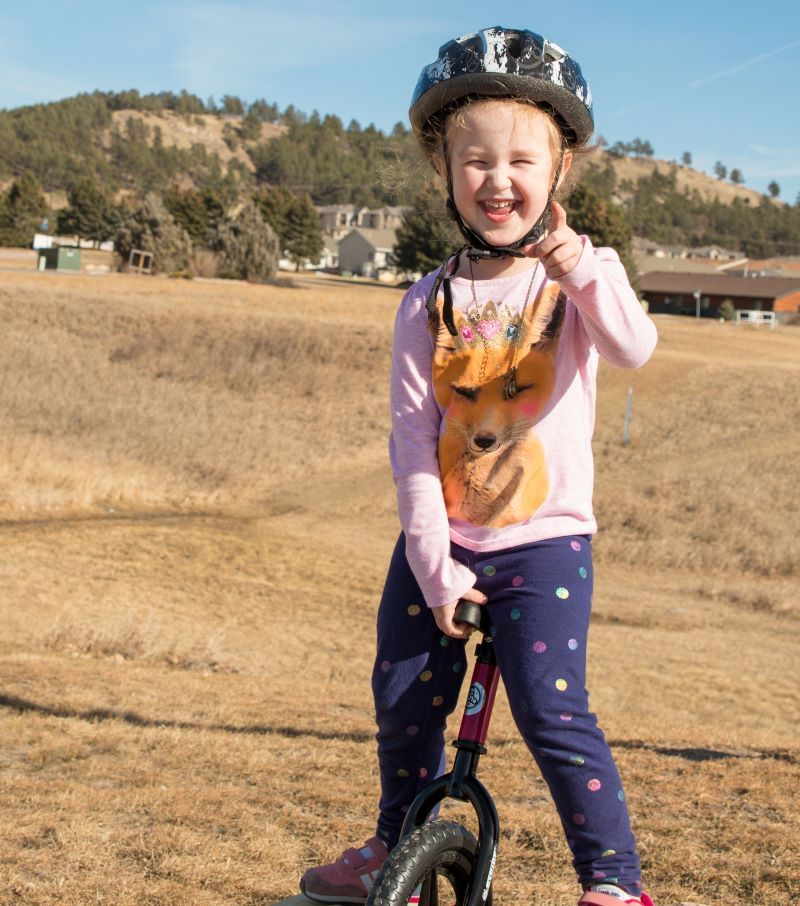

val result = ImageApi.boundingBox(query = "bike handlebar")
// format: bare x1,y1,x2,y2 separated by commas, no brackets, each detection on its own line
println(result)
453,600,483,631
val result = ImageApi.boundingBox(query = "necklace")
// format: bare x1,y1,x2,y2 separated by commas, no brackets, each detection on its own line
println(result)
466,257,541,391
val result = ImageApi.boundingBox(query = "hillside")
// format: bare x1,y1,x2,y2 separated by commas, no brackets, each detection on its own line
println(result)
588,149,771,207
107,110,285,176
1,92,799,257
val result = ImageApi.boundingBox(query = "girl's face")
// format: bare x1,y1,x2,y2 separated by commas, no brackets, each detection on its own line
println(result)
439,101,570,252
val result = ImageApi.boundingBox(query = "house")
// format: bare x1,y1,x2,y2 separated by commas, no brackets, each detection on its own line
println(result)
317,204,408,240
639,272,800,320
338,227,398,277
317,204,361,238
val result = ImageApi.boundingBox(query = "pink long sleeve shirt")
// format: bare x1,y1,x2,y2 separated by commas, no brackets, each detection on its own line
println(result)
389,238,658,608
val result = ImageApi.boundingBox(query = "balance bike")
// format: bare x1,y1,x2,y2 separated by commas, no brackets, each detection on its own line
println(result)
367,600,499,906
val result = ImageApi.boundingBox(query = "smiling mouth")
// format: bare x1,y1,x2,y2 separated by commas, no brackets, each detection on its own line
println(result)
479,200,518,221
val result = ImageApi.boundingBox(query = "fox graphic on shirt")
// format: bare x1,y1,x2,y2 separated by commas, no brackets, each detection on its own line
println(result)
429,282,565,528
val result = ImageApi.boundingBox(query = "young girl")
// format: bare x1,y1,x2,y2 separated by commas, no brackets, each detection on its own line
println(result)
301,26,657,906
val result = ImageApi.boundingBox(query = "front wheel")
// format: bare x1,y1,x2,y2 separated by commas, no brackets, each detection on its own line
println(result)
367,821,479,906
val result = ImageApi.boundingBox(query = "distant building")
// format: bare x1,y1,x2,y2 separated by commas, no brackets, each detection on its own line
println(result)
640,272,800,320
338,227,398,277
317,204,407,240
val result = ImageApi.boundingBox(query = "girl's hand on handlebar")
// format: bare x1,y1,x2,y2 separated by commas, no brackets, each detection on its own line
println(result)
431,587,488,640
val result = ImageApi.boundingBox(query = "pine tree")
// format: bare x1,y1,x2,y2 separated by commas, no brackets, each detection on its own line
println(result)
57,177,121,242
255,186,296,244
392,182,460,275
566,184,638,290
115,192,192,274
217,201,280,281
285,193,324,268
0,170,48,247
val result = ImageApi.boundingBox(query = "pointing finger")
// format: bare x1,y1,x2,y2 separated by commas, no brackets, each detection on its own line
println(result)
549,200,567,233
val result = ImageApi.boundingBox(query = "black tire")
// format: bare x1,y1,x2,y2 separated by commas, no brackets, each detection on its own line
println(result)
367,820,478,906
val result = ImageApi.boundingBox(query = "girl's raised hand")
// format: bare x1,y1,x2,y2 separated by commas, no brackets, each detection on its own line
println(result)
528,200,583,279
431,587,488,640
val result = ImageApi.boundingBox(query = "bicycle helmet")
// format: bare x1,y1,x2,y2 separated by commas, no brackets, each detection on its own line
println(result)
409,26,593,258
410,26,593,151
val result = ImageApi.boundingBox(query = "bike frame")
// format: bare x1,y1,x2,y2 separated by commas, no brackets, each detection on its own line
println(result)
398,609,501,906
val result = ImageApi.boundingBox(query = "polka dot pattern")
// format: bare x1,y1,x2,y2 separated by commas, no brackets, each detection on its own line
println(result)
373,535,631,887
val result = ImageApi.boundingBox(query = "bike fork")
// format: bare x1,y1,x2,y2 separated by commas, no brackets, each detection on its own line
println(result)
400,626,502,906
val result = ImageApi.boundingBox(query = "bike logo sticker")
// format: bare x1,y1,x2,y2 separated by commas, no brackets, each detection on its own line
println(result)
466,681,486,716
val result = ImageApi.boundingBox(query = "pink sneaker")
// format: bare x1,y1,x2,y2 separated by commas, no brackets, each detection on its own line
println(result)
300,835,390,903
579,887,654,906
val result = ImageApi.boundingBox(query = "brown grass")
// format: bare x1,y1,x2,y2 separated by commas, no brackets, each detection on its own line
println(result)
0,271,798,905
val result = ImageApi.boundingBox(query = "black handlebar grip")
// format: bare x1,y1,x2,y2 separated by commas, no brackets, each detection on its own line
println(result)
453,599,483,630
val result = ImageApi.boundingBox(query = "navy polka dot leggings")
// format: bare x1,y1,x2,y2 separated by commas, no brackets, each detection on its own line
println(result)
372,533,643,895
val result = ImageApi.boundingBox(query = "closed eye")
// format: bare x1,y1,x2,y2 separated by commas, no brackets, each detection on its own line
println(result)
452,384,479,401
513,382,536,394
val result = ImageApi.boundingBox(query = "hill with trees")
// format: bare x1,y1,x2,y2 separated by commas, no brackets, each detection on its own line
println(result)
1,90,798,273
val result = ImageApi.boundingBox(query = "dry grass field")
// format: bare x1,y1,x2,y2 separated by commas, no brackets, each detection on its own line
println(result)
0,270,798,906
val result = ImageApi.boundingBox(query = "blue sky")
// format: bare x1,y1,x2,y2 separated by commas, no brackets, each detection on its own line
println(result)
1,0,798,202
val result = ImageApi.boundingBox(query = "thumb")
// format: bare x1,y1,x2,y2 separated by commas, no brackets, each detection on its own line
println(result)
549,200,567,232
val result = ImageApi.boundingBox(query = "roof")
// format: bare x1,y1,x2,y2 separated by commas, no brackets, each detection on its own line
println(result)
316,203,359,214
639,271,800,300
634,253,727,276
340,227,398,251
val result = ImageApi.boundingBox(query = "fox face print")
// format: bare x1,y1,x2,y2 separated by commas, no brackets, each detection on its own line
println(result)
429,282,565,528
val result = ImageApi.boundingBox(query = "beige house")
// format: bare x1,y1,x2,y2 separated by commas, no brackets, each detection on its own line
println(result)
317,204,407,240
338,227,397,277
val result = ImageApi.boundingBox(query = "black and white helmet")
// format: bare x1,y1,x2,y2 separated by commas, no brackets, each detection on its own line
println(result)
409,25,593,152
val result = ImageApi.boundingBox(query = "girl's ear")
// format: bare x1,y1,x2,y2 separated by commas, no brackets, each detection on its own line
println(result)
431,150,447,181
556,150,573,190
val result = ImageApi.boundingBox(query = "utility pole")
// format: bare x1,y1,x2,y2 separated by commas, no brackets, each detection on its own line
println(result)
693,289,701,319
